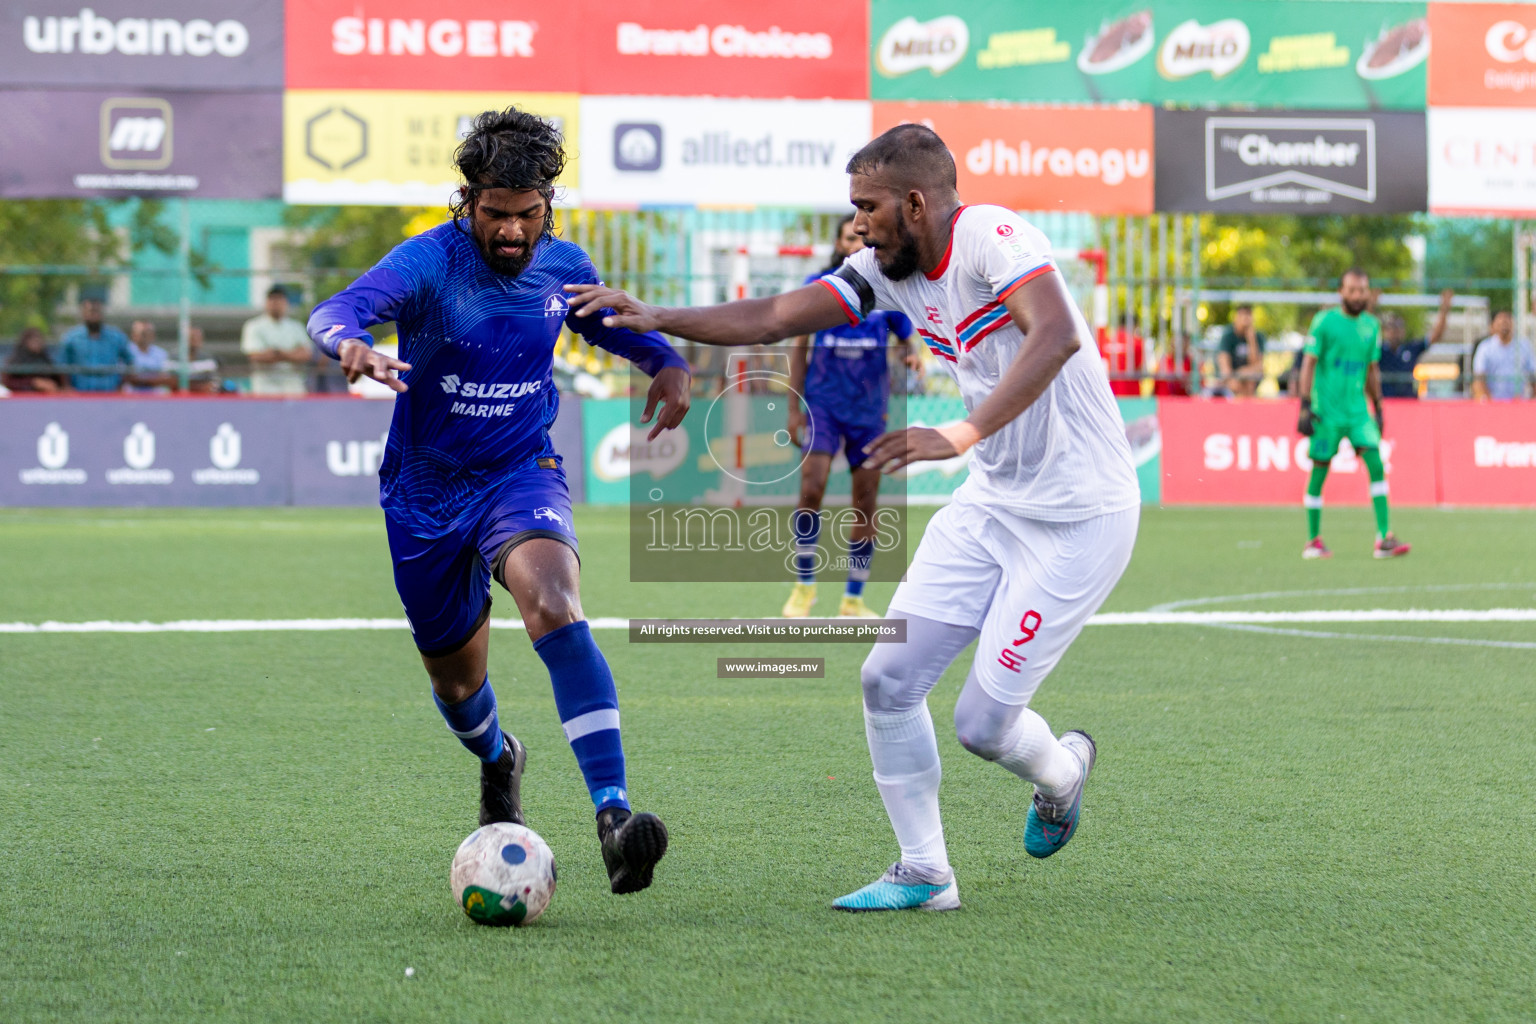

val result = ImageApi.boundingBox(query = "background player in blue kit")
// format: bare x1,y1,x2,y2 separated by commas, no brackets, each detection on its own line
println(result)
783,214,919,618
307,109,691,895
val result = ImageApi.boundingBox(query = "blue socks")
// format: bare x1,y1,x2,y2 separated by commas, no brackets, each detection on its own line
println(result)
845,537,874,598
433,677,506,763
533,620,630,814
792,508,821,583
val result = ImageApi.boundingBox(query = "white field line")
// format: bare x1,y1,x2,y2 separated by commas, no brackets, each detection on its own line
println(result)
0,610,1533,634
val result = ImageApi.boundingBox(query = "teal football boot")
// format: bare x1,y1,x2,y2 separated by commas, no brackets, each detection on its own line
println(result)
1024,730,1096,859
832,862,960,912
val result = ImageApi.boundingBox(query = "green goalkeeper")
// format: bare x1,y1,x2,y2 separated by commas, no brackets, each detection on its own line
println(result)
1296,268,1411,560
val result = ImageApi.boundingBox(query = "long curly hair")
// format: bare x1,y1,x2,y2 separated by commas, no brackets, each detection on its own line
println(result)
448,107,566,240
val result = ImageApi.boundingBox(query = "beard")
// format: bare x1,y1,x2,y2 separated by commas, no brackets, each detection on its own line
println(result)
1342,297,1368,316
873,215,923,281
474,227,535,277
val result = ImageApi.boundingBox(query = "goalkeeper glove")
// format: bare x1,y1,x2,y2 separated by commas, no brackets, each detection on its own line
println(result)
1298,404,1316,437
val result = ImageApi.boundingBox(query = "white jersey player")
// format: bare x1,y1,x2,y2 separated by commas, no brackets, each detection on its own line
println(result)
567,123,1140,911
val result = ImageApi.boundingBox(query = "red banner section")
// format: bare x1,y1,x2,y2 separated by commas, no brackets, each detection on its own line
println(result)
871,102,1154,216
286,0,866,97
286,0,582,91
1159,399,1438,506
1434,402,1536,504
584,0,867,100
1428,2,1536,107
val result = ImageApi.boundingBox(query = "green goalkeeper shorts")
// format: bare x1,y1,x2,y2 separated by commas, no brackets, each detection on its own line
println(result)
1309,415,1381,462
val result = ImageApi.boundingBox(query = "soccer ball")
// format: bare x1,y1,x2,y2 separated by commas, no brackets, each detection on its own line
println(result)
450,822,556,926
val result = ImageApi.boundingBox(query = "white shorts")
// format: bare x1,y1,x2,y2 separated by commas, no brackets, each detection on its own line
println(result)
888,499,1139,706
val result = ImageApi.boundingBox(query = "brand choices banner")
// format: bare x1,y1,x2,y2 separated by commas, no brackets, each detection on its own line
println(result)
872,101,1153,215
282,90,581,206
0,87,282,197
578,96,870,209
0,0,284,88
870,0,1428,108
1155,108,1427,214
0,397,585,506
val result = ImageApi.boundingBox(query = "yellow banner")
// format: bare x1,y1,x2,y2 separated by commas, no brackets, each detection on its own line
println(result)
283,90,580,206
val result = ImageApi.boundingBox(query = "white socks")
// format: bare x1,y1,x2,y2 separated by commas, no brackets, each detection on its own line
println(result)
992,705,1081,798
865,701,950,876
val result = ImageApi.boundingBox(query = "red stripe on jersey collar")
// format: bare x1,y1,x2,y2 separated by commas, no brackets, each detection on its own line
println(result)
924,205,969,281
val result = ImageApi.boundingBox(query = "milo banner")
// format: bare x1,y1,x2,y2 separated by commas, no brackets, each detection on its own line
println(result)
1153,0,1427,109
1154,108,1427,213
869,0,1156,103
870,0,1427,109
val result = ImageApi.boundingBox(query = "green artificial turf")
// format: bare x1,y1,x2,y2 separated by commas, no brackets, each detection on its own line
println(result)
1,505,1533,1023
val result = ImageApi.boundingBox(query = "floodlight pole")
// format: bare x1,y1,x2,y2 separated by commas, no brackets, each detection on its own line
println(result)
177,197,191,393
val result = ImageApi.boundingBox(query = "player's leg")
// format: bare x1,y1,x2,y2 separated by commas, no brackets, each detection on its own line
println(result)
385,514,526,828
492,504,667,894
837,422,885,618
784,451,832,617
1304,426,1341,559
832,502,1000,912
832,613,979,912
951,508,1138,858
1354,424,1410,557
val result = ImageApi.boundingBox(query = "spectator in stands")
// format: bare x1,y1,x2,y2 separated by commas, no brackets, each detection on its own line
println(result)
1216,304,1265,397
58,293,134,391
1378,289,1451,399
127,320,176,393
1472,310,1536,401
1,327,68,393
242,285,313,394
183,326,221,393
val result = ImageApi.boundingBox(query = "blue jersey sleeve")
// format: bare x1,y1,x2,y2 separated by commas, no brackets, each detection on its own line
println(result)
307,234,446,359
886,310,914,339
564,258,688,378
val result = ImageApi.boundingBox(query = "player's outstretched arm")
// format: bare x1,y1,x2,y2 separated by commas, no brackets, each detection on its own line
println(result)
863,270,1081,474
564,282,850,347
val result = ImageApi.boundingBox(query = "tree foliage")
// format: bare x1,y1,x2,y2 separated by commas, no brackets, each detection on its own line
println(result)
0,199,209,338
280,205,439,304
1199,213,1419,333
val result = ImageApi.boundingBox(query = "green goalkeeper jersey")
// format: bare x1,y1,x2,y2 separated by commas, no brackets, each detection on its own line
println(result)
1304,308,1380,423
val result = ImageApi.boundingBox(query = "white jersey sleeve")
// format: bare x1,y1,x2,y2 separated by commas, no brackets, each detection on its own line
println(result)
958,206,1058,303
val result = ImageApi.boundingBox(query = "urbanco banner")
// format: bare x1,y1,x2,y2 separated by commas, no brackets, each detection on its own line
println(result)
1154,108,1427,213
871,102,1153,216
1427,106,1536,216
578,96,871,209
0,88,281,198
282,90,580,206
1428,2,1536,107
0,0,283,88
0,396,587,507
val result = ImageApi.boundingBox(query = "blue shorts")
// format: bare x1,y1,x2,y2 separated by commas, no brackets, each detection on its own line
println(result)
804,403,886,469
386,457,577,657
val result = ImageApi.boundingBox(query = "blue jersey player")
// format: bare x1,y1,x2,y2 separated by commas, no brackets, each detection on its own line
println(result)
783,214,918,619
308,109,690,896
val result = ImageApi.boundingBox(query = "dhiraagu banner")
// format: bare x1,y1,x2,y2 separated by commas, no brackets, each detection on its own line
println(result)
870,0,1156,102
1153,0,1427,109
